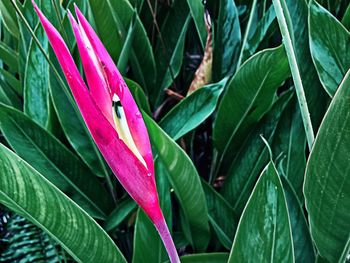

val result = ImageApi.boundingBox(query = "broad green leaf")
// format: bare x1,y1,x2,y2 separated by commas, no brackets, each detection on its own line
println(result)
117,18,136,75
284,0,328,127
0,0,19,38
281,176,315,263
221,91,292,213
304,70,350,263
82,0,156,91
338,237,350,263
0,143,126,263
0,42,18,71
272,96,306,199
132,158,172,263
202,181,237,250
243,5,276,61
186,0,207,48
88,0,122,61
0,78,21,109
309,0,350,96
144,114,210,252
228,162,294,263
24,25,51,129
49,50,107,177
165,253,229,263
160,78,227,141
213,46,289,170
342,4,350,30
125,78,152,116
103,197,137,232
0,68,21,95
212,0,241,81
0,104,113,219
152,0,190,105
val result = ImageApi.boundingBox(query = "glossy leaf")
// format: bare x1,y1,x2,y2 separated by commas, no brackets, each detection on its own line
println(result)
214,46,289,170
0,103,113,219
212,0,241,81
103,198,137,232
281,176,315,263
89,0,156,90
221,91,292,212
228,162,294,263
0,42,18,71
160,78,227,141
272,96,306,199
24,25,51,129
144,114,210,252
285,0,328,127
186,0,207,48
309,0,350,96
243,5,276,60
108,0,156,92
0,143,126,263
202,181,237,250
152,0,190,105
0,0,19,38
304,69,350,263
49,50,107,177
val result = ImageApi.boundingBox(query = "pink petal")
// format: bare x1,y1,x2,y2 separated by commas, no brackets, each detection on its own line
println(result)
68,11,115,127
33,1,161,221
74,5,155,177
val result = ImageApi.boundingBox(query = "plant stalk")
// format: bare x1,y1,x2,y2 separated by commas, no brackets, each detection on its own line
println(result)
154,215,180,263
272,0,315,150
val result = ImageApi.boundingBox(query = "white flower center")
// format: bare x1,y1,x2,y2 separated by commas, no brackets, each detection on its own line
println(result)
112,94,147,168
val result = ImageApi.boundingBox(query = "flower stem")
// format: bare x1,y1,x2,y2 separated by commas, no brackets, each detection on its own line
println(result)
154,215,180,263
272,0,315,150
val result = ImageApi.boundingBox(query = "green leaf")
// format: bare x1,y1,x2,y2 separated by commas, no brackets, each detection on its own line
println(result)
0,68,22,95
202,181,237,250
0,42,18,71
0,143,126,263
103,197,137,232
117,18,136,75
0,104,113,219
309,0,350,96
144,114,210,252
272,96,306,199
342,4,350,30
281,176,315,263
166,253,229,263
212,0,241,81
49,50,107,177
186,0,207,48
243,5,276,61
132,158,172,263
152,0,190,105
228,162,294,263
304,69,350,263
0,0,19,38
78,0,155,90
24,25,51,129
284,0,328,127
213,46,289,171
160,78,227,141
88,0,123,61
125,78,152,116
220,91,292,213
0,78,21,109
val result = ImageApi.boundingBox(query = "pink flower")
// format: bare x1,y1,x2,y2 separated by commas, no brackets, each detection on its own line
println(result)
32,2,179,262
